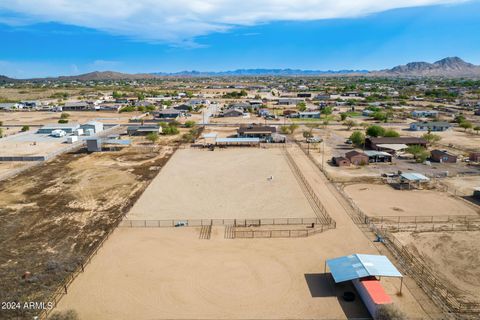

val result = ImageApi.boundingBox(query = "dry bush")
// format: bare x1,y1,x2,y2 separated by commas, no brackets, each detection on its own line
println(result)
376,304,406,320
48,309,79,320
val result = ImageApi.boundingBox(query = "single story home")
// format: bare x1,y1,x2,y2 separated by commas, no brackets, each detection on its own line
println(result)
173,104,191,111
277,98,304,106
411,110,439,118
469,152,480,162
127,125,162,136
298,111,321,119
332,156,350,167
222,108,244,117
237,125,276,142
363,150,393,163
37,123,80,134
345,150,369,166
409,121,451,132
63,102,91,111
366,137,427,150
362,109,374,117
297,93,312,98
154,109,182,119
430,149,457,163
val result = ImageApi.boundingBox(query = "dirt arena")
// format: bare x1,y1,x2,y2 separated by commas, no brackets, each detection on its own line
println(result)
127,148,318,220
344,183,479,217
54,227,425,320
394,231,480,304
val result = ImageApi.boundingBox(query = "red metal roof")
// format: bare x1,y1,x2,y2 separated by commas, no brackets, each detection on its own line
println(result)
359,278,392,305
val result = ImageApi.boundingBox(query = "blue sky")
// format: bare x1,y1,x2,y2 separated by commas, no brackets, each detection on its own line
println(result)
0,0,479,78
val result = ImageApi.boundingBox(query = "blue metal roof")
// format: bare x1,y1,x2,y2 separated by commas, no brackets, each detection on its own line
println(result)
326,254,402,283
400,173,429,181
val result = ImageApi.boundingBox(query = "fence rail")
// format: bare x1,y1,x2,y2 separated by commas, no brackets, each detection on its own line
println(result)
119,217,327,228
283,147,335,226
234,223,335,239
371,224,480,315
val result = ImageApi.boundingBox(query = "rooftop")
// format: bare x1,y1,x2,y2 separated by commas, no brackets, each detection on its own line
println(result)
326,254,402,283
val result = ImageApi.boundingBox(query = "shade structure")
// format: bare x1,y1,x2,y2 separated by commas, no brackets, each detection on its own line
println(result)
326,254,402,283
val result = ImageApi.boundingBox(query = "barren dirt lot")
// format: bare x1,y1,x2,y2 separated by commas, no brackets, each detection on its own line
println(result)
0,144,176,320
344,183,479,217
128,148,318,220
394,231,480,304
442,176,480,196
54,227,415,320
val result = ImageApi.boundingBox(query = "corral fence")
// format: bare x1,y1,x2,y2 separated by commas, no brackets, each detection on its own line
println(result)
233,222,336,239
372,225,480,316
37,139,180,320
37,217,123,320
119,217,327,228
283,147,335,226
367,215,480,232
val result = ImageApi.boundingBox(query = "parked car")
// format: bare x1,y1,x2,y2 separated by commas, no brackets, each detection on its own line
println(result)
307,137,323,143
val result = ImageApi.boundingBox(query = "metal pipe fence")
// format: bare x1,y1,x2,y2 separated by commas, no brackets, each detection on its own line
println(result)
371,224,480,316
283,147,335,226
119,217,327,228
233,223,335,239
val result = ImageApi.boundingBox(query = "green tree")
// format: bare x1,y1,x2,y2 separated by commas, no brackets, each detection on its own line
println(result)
321,106,333,115
474,126,480,135
60,112,70,119
184,120,196,128
137,105,146,112
146,132,159,143
302,129,313,140
343,120,357,130
0,127,3,138
280,126,290,134
422,133,442,145
459,121,473,131
296,101,307,112
340,113,348,121
58,119,69,124
366,125,385,137
349,131,365,148
288,124,299,134
21,125,30,132
406,145,430,163
383,129,400,137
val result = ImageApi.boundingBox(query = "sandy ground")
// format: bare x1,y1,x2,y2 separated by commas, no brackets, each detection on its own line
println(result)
55,227,419,320
0,161,37,180
51,144,429,320
441,176,480,196
344,183,479,217
394,231,480,304
128,148,317,220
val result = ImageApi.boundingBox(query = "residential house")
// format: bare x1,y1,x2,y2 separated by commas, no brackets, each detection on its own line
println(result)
127,125,162,136
237,125,276,142
298,111,320,119
332,156,351,167
80,121,104,134
345,151,369,166
411,110,439,118
63,101,91,111
37,123,80,134
222,108,244,117
277,98,304,106
366,137,427,150
154,109,182,119
430,150,457,163
470,152,480,162
409,121,452,132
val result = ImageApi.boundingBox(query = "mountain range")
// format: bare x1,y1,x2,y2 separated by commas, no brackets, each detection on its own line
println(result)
1,57,479,81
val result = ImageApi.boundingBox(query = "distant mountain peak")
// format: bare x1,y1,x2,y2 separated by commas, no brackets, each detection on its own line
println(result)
379,57,480,77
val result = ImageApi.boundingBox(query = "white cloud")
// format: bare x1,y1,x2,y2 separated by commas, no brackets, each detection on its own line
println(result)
0,0,468,45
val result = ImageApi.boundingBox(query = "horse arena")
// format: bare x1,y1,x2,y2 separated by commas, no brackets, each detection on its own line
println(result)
50,146,447,319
